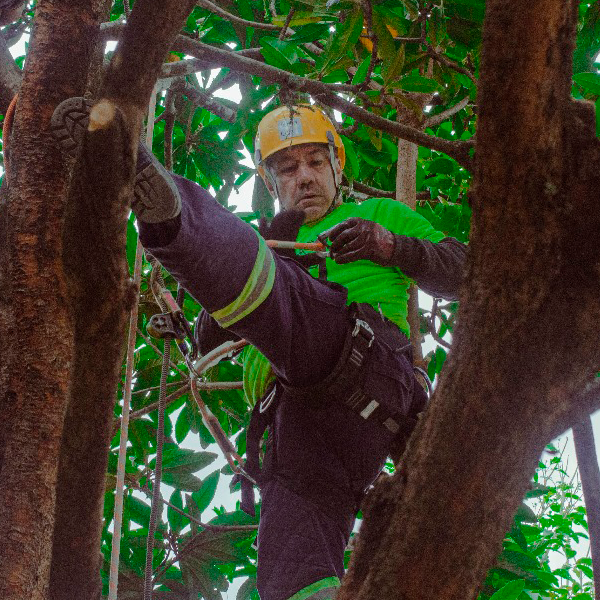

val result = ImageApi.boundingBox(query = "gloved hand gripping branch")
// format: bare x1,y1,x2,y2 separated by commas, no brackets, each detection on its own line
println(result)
319,218,467,300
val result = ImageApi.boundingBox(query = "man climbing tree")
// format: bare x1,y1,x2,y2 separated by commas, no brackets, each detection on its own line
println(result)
51,98,466,600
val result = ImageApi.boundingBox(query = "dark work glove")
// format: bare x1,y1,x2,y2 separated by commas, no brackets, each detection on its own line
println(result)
319,218,395,265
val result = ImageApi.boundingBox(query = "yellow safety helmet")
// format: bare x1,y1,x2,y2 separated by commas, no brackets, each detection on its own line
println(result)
254,105,346,188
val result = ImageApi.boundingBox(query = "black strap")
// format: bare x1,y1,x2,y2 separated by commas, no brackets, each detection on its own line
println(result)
238,384,279,516
238,303,418,516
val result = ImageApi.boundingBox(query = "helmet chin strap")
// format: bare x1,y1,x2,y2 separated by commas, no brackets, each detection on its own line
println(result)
325,131,342,217
264,167,279,200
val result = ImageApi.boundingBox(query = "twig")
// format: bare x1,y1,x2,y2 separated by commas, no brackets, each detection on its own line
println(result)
341,177,394,199
131,481,258,532
426,46,477,85
425,95,470,128
153,515,258,583
112,383,190,436
361,0,378,89
279,8,295,40
178,81,236,122
338,122,359,136
131,380,188,396
196,0,279,31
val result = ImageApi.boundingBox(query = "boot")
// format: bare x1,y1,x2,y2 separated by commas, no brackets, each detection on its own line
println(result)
50,96,181,223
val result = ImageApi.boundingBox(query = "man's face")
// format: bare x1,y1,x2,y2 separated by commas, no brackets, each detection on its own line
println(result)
266,143,341,223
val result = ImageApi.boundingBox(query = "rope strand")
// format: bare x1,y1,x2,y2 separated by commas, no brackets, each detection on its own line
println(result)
108,241,144,600
143,337,172,600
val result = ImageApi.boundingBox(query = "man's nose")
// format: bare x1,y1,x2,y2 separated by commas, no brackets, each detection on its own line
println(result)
297,162,315,184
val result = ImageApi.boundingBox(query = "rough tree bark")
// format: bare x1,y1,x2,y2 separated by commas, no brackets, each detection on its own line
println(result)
0,1,104,599
48,1,197,598
339,1,600,599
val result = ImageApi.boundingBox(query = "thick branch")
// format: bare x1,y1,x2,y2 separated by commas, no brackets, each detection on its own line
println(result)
572,415,600,597
50,1,197,597
173,37,474,169
196,0,279,31
0,0,105,598
425,96,470,129
178,81,236,122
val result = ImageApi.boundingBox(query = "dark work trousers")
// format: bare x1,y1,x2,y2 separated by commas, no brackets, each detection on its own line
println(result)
140,175,419,600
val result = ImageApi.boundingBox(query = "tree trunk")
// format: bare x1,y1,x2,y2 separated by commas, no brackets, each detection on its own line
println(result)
0,1,103,598
339,2,600,599
48,2,197,598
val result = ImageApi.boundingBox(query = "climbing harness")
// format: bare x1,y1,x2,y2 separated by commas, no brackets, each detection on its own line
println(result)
237,302,429,517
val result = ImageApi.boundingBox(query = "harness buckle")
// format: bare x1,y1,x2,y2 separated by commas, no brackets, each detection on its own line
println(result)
352,319,374,348
259,386,277,414
147,312,187,340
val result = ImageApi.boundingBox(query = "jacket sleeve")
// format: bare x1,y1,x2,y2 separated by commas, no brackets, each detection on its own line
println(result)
389,235,467,301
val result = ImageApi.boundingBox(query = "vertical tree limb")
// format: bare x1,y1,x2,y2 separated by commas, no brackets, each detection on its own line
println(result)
0,1,104,598
572,416,600,599
49,1,197,598
340,1,600,598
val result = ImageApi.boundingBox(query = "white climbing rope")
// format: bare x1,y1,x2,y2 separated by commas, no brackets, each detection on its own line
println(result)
108,83,159,600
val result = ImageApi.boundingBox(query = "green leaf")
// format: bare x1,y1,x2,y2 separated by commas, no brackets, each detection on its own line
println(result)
319,8,363,74
125,495,151,528
175,405,191,443
398,74,443,94
383,44,405,87
158,448,218,473
260,41,292,70
341,135,359,180
499,549,540,571
168,489,186,533
191,470,221,514
352,56,371,86
162,470,204,492
428,158,455,175
573,72,600,95
322,69,350,83
237,577,258,600
372,11,396,63
286,22,332,43
490,580,526,600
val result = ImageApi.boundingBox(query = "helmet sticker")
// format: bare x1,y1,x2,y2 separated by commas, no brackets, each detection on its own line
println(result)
277,117,303,141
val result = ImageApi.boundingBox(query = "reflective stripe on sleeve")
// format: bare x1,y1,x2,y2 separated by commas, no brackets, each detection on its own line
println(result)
287,577,341,600
211,235,276,328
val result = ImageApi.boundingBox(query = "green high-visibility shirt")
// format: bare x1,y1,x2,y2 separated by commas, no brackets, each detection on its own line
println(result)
242,197,445,407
